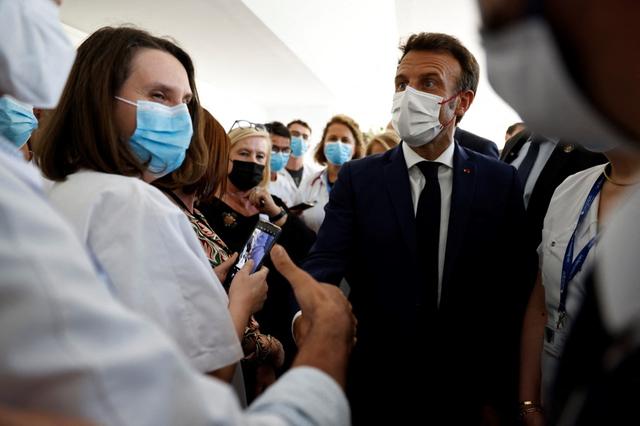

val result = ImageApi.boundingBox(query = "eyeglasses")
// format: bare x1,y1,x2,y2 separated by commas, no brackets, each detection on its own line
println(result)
272,146,292,155
229,119,266,132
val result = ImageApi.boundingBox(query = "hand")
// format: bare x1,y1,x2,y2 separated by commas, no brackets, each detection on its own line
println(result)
292,313,311,347
271,244,356,388
228,260,269,316
248,187,279,216
213,253,238,283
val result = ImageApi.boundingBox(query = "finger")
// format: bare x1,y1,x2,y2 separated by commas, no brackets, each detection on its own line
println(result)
217,252,238,272
237,259,255,276
270,245,315,294
253,266,269,280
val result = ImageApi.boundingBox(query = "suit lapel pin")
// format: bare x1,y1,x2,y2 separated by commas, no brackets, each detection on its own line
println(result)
563,144,575,153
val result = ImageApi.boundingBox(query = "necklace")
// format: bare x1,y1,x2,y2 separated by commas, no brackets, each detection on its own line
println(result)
603,163,640,187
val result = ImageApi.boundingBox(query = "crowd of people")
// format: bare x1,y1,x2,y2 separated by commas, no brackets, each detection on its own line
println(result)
2,0,640,425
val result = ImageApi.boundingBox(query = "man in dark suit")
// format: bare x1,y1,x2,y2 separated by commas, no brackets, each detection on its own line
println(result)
302,32,535,425
455,126,500,158
501,130,606,248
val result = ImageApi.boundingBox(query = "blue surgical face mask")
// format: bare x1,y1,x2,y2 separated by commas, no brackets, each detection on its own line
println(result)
0,95,38,148
324,141,353,166
290,136,308,157
116,96,193,176
270,151,290,172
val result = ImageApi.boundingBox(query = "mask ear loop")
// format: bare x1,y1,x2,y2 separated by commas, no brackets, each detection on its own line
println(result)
438,92,462,128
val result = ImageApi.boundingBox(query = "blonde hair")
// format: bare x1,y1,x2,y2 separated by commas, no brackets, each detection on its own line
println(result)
365,130,401,155
228,127,272,188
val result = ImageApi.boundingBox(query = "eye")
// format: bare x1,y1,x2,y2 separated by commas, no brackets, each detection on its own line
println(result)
151,92,166,101
396,81,407,91
256,153,265,160
422,80,436,89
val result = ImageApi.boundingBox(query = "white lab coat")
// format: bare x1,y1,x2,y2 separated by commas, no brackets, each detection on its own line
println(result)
47,170,242,373
298,168,330,233
0,137,349,425
268,171,298,207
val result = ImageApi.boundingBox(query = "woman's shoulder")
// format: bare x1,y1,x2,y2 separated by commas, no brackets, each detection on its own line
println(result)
49,170,180,216
551,164,607,203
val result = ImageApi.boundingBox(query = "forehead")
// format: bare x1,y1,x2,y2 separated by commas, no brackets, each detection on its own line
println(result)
270,134,290,147
233,136,268,152
289,123,310,134
327,123,353,137
396,50,462,82
127,48,191,94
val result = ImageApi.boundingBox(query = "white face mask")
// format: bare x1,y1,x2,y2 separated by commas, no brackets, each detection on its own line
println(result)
0,0,76,108
391,86,456,148
483,18,630,153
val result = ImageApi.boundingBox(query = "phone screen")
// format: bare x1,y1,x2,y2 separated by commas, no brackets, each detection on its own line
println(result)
235,224,279,273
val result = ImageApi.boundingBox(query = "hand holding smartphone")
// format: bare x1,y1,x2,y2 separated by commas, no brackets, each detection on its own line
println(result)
223,220,282,288
288,201,316,214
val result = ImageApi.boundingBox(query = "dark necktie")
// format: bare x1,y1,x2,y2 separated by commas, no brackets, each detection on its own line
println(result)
415,161,441,312
516,138,541,186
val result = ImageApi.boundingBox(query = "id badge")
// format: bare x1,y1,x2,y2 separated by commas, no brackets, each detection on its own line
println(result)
544,326,568,359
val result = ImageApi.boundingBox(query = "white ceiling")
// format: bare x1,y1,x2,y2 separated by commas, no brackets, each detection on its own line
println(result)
59,0,520,148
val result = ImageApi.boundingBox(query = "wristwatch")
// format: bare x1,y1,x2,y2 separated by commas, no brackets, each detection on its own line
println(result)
269,208,287,223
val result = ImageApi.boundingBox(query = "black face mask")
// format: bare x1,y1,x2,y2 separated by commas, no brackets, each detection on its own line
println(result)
228,160,265,191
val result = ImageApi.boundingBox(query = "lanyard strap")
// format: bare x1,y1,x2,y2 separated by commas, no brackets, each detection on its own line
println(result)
557,173,605,325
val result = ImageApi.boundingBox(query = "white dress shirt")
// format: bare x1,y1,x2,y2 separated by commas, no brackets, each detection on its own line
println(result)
0,136,350,425
268,170,299,207
48,170,243,373
511,138,558,207
402,141,454,304
538,164,605,404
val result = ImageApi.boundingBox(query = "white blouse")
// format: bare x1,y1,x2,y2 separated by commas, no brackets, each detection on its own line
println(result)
538,163,606,401
298,169,330,233
48,170,242,373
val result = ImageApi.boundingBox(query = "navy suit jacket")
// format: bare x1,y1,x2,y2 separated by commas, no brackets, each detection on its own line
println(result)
455,127,500,159
303,142,536,423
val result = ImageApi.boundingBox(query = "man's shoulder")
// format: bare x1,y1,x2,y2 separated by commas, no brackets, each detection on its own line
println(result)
461,145,514,176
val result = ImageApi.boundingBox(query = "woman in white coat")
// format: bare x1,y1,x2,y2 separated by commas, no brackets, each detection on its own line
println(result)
36,27,266,382
298,114,365,233
518,144,640,424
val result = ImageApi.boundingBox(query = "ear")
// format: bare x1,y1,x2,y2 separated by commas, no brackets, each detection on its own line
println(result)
456,90,475,119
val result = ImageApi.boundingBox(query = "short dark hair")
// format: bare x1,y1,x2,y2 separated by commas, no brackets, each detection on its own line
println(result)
507,122,526,136
400,32,480,94
265,121,291,140
36,26,206,183
287,119,312,134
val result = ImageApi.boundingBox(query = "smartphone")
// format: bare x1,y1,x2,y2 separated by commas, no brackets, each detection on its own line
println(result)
223,220,282,288
288,201,316,213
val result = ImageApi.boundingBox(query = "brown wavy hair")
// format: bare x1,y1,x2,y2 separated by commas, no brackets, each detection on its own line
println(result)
314,114,365,166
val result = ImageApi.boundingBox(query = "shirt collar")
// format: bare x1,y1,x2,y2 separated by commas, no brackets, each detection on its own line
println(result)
402,139,455,171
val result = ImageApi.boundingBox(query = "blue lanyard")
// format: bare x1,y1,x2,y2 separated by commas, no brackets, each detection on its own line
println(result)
556,173,605,328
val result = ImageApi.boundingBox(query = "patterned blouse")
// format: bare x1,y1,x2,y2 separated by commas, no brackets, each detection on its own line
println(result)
162,190,283,369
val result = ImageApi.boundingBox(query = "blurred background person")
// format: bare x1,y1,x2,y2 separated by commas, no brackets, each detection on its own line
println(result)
299,114,365,233
265,121,295,207
365,129,400,156
284,119,314,190
505,122,526,142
